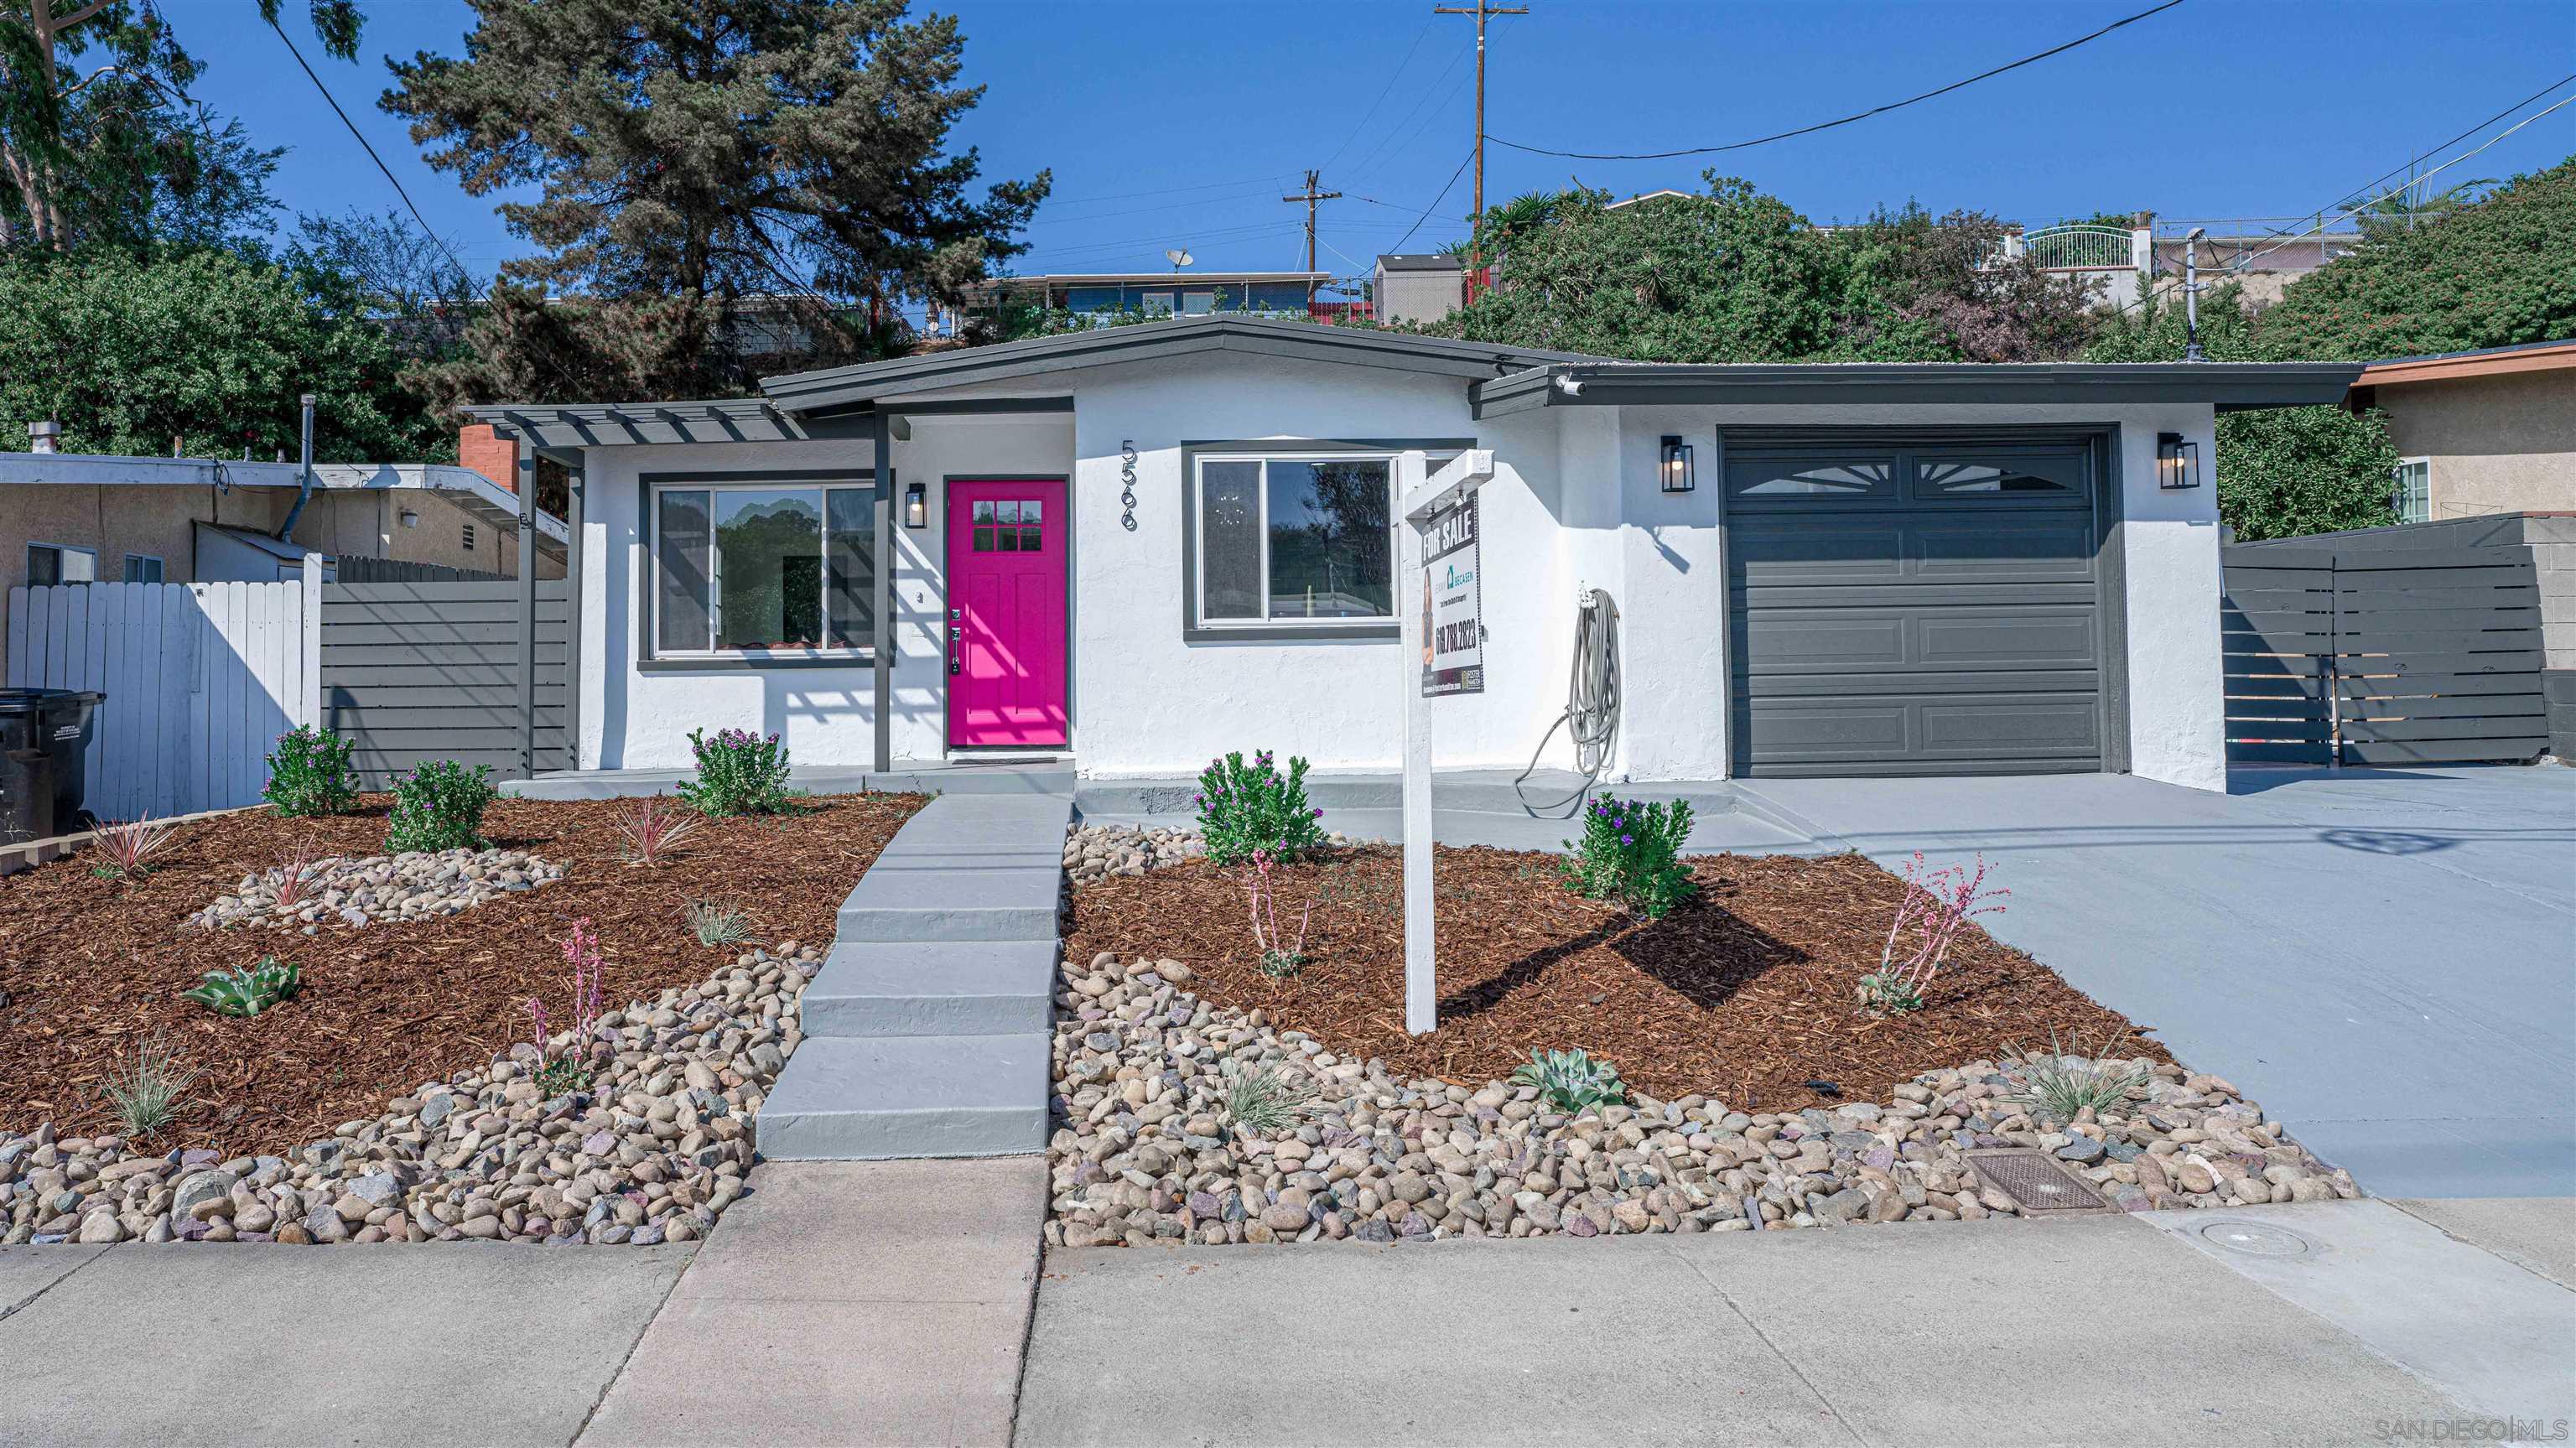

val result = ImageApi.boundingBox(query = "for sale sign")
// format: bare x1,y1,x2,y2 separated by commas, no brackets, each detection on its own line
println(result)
1419,490,1483,697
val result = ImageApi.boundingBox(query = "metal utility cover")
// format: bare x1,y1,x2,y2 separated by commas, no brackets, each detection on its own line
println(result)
1965,1148,2112,1214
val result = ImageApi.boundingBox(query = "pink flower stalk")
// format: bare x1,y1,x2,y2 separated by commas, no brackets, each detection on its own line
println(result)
1874,852,2009,1000
526,996,550,1053
559,918,607,1041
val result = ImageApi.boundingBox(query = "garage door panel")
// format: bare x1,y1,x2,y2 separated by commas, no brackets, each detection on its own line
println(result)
1742,607,2096,672
1726,433,2107,776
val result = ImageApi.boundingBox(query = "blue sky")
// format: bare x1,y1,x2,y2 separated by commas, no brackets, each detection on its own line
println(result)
174,0,2575,294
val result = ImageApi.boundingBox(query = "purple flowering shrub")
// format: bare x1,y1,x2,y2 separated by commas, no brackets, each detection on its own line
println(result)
677,726,796,816
262,724,359,817
1560,792,1696,919
1194,749,1326,865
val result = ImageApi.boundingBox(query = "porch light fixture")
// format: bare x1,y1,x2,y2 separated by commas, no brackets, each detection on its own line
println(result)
903,480,927,528
2156,432,2201,490
1659,435,1696,494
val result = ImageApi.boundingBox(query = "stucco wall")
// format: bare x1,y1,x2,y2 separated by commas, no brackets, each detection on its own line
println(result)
567,373,2229,791
2377,371,2576,520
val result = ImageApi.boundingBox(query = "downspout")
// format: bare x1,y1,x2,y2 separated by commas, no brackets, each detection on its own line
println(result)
273,392,317,542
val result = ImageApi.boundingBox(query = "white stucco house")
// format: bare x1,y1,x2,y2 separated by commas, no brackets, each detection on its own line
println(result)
466,318,2357,791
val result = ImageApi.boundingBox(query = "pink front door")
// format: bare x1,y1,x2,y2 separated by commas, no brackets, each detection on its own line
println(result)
946,479,1069,747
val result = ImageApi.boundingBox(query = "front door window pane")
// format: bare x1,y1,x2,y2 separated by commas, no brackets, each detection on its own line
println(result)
1266,459,1390,619
714,489,823,649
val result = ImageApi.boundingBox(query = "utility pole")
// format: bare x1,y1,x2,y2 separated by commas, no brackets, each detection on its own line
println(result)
1282,168,1342,304
1434,0,1526,296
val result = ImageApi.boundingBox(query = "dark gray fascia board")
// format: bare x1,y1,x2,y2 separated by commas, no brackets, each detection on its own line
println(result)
465,399,806,448
761,316,1600,414
1469,361,2367,415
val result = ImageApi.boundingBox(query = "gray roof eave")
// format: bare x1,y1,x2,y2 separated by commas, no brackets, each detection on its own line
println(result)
462,398,810,448
1470,361,2367,416
759,316,1602,413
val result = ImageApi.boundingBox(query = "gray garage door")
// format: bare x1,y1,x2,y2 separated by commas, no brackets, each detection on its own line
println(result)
1726,433,2111,776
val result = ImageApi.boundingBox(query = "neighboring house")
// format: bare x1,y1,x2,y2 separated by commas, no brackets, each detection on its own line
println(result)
2,441,566,655
941,272,1337,333
2344,339,2576,523
1372,253,1467,326
469,315,2355,791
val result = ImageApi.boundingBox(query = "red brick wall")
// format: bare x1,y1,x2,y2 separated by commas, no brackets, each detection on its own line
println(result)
458,423,517,492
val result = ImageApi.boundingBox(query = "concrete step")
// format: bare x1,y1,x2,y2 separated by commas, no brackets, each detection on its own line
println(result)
799,938,1058,1039
837,794,1073,942
757,1032,1052,1160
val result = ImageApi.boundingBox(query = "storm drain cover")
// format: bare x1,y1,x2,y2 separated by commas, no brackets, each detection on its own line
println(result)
2196,1218,2317,1259
1964,1149,2111,1213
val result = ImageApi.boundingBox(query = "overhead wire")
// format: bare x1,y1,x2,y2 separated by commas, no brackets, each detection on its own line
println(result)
1487,0,2187,160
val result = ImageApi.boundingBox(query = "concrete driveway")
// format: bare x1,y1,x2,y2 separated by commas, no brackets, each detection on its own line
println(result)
1735,764,2576,1199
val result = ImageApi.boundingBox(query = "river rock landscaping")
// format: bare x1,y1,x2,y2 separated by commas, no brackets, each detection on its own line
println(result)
184,846,566,932
1045,950,2357,1248
1050,831,2356,1247
0,791,924,1246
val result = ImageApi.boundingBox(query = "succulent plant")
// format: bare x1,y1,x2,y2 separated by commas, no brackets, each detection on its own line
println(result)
1511,1046,1628,1115
181,957,301,1017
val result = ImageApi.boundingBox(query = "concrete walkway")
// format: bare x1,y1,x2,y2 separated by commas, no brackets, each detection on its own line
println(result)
1020,1200,2576,1448
1734,766,2576,1198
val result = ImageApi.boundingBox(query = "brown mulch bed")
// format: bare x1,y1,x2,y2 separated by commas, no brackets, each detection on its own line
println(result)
1064,846,2168,1113
0,792,924,1155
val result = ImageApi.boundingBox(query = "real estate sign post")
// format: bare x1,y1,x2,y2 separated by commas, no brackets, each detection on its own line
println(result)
1397,449,1494,1035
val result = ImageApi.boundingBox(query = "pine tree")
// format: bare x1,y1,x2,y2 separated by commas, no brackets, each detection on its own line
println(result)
382,0,1049,405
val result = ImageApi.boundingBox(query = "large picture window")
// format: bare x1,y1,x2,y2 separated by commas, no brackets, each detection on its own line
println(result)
1193,452,1415,628
650,480,875,657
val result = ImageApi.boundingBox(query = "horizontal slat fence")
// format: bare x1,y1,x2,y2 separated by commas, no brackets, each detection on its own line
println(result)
335,556,512,584
4,579,316,819
320,579,572,786
2221,541,2548,766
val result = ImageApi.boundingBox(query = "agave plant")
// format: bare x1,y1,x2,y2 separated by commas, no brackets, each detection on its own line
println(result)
1511,1047,1628,1115
89,815,178,879
610,795,700,866
181,957,302,1017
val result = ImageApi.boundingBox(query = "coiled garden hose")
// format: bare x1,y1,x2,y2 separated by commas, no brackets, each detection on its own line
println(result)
1516,589,1621,811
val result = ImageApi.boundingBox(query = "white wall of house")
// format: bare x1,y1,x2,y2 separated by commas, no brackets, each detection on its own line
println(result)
568,366,2228,791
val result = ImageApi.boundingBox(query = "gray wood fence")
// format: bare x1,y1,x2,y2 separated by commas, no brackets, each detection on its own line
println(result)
2221,541,2548,766
319,579,573,787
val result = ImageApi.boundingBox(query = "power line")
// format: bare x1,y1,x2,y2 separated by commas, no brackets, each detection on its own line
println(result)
1388,149,1475,253
1489,0,2187,161
2336,71,2573,210
267,18,486,300
1045,174,1296,207
1342,43,1474,183
1320,19,1438,175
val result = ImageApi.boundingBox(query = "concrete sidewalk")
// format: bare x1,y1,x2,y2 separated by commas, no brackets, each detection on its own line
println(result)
1020,1201,2576,1448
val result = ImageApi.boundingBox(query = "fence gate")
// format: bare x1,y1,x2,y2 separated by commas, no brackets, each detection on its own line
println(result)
319,576,571,788
2221,542,2548,766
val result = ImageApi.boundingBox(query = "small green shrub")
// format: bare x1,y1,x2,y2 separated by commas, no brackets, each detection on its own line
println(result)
2001,1030,2153,1121
97,1033,200,1137
1855,971,1924,1015
1196,750,1325,865
532,1056,594,1098
1560,793,1697,918
181,957,302,1017
677,727,795,816
262,724,360,817
1511,1047,1628,1115
683,899,756,948
385,760,499,853
1221,1065,1315,1135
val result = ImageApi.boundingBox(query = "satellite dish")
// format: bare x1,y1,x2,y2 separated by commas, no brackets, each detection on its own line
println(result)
1165,247,1194,271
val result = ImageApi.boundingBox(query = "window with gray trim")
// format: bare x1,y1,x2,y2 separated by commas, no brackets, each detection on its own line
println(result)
1192,450,1442,627
649,480,876,656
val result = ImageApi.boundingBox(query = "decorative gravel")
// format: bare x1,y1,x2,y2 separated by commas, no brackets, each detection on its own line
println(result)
1047,952,2357,1248
0,941,823,1247
1064,822,1363,886
185,847,565,932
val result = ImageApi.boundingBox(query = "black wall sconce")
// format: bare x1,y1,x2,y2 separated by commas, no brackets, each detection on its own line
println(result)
903,480,927,528
2156,432,2202,490
1659,434,1696,494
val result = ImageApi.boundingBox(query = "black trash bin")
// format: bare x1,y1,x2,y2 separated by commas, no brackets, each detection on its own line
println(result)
0,701,56,846
0,688,101,829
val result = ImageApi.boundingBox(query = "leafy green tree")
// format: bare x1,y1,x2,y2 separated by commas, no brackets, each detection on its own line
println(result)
2088,280,2398,540
381,0,1050,405
2259,158,2575,360
0,0,355,252
1818,202,2101,362
0,247,439,461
